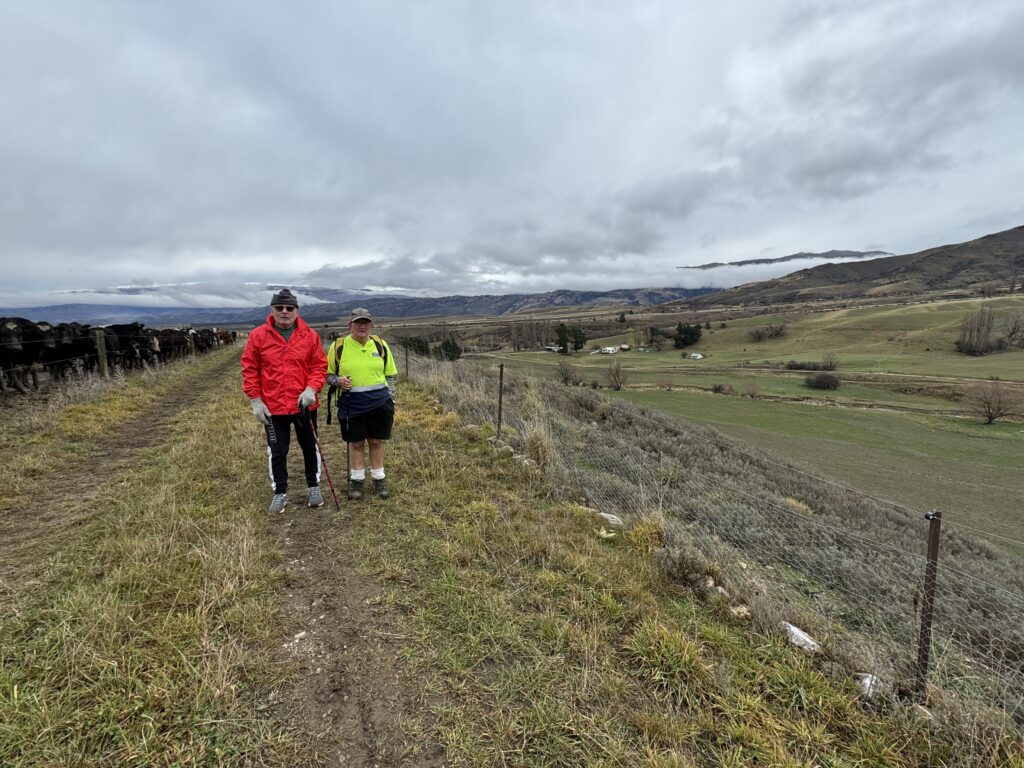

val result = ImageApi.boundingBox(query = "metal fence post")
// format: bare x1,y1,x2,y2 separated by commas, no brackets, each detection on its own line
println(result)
404,344,409,379
94,329,109,378
188,333,197,362
915,509,942,698
496,363,504,441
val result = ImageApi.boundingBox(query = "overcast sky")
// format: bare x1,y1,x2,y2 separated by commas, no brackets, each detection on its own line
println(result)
2,0,1023,308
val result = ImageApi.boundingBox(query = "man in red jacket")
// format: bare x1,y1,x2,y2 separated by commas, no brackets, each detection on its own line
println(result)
241,289,328,513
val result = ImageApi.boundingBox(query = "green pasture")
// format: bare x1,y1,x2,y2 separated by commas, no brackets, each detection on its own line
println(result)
469,297,1024,551
608,387,1024,548
581,296,1024,379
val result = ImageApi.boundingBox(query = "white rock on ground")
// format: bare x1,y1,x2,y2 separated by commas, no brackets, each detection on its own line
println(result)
781,621,821,653
597,512,624,528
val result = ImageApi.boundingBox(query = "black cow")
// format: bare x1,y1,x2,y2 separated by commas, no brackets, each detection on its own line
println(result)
0,317,55,393
158,328,190,363
104,323,160,371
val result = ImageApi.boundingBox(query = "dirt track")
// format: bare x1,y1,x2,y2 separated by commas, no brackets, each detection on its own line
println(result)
0,354,444,766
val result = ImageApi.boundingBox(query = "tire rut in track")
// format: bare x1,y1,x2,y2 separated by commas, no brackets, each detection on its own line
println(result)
0,354,240,574
270,492,446,767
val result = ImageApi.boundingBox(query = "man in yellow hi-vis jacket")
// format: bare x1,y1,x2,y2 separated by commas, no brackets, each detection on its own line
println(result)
325,308,398,499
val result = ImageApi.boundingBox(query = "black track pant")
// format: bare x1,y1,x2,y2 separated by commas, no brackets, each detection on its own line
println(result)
265,411,321,494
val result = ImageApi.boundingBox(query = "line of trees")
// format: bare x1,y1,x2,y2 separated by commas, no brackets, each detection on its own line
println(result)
956,307,1024,356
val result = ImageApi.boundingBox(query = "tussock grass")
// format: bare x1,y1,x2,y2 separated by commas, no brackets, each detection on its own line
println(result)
0,349,309,766
414,354,1024,735
359,381,1024,766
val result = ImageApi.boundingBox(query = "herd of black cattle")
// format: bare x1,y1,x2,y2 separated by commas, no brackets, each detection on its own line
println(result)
0,318,236,394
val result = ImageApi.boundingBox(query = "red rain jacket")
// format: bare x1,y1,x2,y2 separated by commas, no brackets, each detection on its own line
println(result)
241,315,327,415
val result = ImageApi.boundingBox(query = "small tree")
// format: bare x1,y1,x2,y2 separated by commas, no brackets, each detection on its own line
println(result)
570,326,587,351
1002,312,1024,348
647,327,665,351
956,306,995,356
617,312,627,324
673,322,702,349
966,381,1019,424
556,359,578,386
437,337,462,361
555,323,571,354
605,361,627,390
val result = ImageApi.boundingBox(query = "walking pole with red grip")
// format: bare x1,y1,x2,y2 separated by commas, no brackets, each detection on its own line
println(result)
302,406,341,511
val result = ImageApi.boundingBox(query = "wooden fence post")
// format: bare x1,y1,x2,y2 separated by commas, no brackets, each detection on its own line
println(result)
915,509,943,698
496,363,504,441
94,329,109,378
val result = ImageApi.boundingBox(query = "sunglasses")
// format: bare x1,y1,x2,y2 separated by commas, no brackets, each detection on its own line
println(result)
273,305,296,312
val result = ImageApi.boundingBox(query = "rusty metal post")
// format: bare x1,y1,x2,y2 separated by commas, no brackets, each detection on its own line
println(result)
94,329,109,378
915,509,943,698
496,363,505,441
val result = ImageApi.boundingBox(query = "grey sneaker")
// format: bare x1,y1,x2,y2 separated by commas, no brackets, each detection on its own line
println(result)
347,479,364,500
307,486,324,508
267,493,288,513
374,478,390,499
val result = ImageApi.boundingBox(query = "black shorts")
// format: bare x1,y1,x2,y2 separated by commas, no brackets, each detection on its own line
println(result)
340,399,395,443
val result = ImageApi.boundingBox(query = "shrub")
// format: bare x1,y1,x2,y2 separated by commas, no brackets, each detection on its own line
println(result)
748,323,787,342
805,373,840,390
711,383,734,394
785,354,838,371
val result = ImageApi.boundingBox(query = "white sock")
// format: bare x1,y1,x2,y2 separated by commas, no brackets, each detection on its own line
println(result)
370,467,385,480
351,469,365,481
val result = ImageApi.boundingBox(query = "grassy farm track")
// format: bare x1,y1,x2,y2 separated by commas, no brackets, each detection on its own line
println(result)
2,348,1021,766
0,351,242,578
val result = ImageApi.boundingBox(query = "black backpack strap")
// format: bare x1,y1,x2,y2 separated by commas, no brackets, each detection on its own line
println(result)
372,335,388,366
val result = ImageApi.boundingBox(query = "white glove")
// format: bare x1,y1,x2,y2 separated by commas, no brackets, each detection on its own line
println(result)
298,387,316,408
251,397,271,425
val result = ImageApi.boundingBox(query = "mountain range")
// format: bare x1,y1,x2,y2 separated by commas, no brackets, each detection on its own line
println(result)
5,225,1023,326
675,225,1024,309
5,287,716,327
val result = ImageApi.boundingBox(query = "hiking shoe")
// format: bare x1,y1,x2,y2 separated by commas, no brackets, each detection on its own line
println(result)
267,493,288,513
307,486,324,508
347,479,364,500
374,478,390,499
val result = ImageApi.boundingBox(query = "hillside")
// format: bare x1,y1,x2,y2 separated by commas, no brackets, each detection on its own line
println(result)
7,287,716,327
672,225,1024,309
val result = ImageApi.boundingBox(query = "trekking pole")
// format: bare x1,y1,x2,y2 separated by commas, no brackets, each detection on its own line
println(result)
302,407,341,511
343,390,351,486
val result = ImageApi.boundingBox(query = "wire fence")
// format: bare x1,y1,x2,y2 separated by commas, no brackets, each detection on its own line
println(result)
407,353,1024,732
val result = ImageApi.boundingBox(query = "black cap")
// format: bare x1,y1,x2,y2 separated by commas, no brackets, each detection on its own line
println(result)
270,289,298,307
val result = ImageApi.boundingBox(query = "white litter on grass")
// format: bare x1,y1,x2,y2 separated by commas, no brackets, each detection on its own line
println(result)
856,673,883,699
781,621,821,653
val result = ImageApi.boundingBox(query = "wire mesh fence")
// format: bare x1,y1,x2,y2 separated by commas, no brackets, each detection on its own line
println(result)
407,353,1024,731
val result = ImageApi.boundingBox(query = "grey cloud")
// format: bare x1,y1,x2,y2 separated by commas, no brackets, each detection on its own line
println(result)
2,2,1023,305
